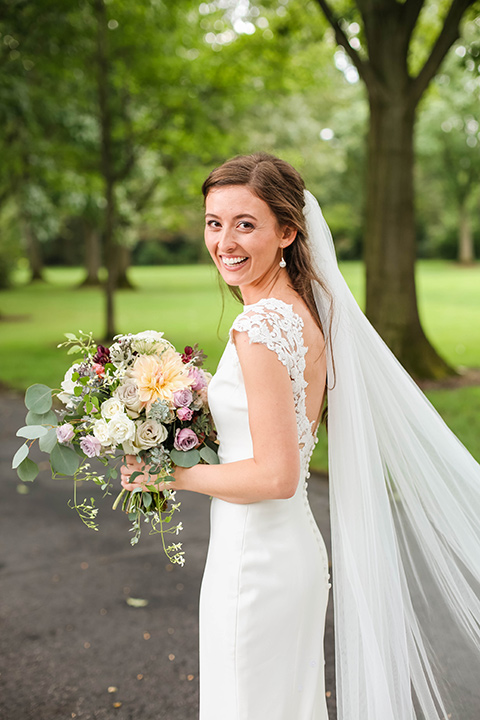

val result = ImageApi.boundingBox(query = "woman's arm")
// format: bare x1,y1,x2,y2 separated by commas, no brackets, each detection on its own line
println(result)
120,331,300,503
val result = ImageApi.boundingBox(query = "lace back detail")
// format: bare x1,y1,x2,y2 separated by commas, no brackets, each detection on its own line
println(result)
230,298,316,475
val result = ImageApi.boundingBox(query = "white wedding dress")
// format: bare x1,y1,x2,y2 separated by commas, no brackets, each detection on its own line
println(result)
200,297,330,720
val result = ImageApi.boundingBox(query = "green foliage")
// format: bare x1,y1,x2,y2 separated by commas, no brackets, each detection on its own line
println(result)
200,444,220,465
16,456,39,483
170,448,201,468
50,443,81,476
24,384,53,413
416,21,480,259
12,443,29,469
16,424,48,439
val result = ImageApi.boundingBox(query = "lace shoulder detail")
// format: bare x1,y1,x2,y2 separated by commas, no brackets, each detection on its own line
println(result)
229,298,316,473
230,297,305,376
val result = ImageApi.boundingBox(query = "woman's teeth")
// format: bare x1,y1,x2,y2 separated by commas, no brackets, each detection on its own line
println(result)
222,256,248,267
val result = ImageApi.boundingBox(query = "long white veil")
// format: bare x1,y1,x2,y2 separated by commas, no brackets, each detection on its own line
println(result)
304,190,480,720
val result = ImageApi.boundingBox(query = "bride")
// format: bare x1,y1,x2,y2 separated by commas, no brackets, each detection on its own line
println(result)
121,153,480,719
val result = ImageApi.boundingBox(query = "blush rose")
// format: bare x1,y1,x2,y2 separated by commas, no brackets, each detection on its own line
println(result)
174,428,198,452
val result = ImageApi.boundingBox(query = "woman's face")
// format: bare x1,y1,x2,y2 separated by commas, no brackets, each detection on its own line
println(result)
204,185,294,294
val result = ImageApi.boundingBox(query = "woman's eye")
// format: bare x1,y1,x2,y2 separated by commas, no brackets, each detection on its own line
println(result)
206,220,221,228
238,221,254,230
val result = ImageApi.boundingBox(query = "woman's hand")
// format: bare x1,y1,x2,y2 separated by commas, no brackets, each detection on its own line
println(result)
120,454,161,491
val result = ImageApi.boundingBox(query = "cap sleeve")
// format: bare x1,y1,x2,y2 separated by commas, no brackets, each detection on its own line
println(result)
229,298,306,378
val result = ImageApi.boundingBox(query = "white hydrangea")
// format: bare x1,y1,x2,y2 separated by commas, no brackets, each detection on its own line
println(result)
131,330,170,355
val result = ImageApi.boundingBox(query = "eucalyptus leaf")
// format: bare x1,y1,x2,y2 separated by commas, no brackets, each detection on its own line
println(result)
199,445,219,465
26,409,58,427
39,429,58,453
12,443,29,469
170,448,201,468
143,492,152,509
17,457,39,482
25,384,53,414
64,332,78,340
67,346,82,355
50,443,80,475
16,425,48,440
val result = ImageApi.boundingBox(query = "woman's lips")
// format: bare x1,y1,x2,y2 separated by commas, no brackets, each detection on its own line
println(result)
221,255,249,270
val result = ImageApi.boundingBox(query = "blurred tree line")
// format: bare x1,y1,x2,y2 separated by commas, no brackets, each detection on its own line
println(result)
0,0,479,372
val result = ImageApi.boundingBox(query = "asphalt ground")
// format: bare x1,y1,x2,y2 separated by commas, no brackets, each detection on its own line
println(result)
0,389,336,720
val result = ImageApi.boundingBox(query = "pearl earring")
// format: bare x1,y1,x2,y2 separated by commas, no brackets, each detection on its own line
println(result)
279,251,286,268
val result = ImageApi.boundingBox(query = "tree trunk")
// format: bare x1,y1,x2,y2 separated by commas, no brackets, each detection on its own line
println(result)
79,223,102,287
115,244,135,289
95,0,117,340
458,202,474,265
24,222,45,282
365,94,453,379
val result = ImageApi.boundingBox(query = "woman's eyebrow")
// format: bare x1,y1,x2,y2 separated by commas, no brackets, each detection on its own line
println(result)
205,212,258,220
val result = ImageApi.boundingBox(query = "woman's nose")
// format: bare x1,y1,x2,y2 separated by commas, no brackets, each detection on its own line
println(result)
217,228,236,252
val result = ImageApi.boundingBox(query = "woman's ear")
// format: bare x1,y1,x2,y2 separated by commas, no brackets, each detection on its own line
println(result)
281,226,297,248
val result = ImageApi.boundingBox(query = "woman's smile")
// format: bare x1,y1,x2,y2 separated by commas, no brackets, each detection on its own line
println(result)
204,185,295,301
221,254,249,269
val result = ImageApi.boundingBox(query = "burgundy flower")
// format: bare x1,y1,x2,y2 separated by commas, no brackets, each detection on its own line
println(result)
93,345,111,366
181,346,194,364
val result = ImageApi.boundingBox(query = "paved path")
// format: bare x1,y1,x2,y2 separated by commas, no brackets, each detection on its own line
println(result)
0,391,336,720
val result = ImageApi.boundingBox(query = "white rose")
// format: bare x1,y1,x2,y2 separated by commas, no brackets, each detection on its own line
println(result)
107,412,136,444
122,438,141,455
135,419,168,450
57,364,80,406
101,397,125,420
114,379,144,416
93,418,112,446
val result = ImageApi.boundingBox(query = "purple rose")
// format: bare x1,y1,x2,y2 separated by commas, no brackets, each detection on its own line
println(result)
174,428,198,452
177,406,193,422
80,435,102,458
188,367,206,391
173,388,193,408
56,423,75,444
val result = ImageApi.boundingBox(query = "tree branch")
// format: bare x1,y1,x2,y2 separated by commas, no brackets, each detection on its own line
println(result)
313,0,387,98
313,0,365,78
411,0,475,106
400,0,426,44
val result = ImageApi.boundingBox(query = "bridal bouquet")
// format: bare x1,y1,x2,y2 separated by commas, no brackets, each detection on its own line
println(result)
12,330,218,565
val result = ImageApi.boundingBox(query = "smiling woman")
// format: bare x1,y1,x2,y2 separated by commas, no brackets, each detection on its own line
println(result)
204,186,295,292
119,152,480,720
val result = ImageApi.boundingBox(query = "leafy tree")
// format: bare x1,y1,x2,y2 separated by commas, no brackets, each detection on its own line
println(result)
312,0,477,377
417,21,480,263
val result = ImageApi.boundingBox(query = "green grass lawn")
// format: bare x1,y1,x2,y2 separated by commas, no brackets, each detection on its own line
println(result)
1,261,479,470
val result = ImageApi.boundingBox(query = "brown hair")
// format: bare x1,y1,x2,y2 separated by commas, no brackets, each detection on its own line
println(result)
202,152,331,339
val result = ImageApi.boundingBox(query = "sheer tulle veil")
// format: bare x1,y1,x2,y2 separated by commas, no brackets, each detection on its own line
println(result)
303,190,480,720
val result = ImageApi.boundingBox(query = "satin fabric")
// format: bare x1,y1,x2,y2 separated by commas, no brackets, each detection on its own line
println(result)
200,300,330,720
